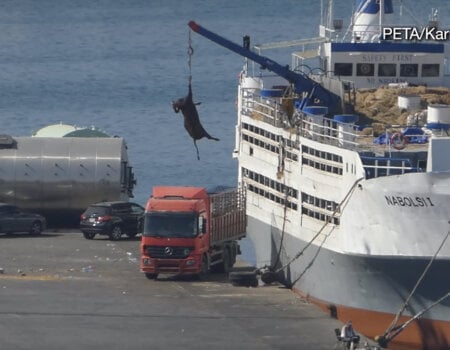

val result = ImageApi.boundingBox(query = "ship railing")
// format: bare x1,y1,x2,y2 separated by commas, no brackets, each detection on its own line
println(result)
298,114,360,149
361,156,419,179
241,91,288,128
240,90,431,154
241,90,361,149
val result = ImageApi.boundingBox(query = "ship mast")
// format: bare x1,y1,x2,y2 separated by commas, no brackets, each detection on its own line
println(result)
327,0,334,30
379,0,383,37
320,0,333,29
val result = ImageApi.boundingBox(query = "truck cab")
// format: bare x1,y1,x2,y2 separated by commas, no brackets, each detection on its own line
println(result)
140,186,246,280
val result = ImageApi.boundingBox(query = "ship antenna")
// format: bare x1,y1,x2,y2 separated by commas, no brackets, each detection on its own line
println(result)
377,225,450,347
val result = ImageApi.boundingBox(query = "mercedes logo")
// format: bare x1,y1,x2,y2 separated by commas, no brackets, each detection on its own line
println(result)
164,247,173,256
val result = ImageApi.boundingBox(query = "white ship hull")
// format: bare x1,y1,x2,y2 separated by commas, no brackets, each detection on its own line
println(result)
239,111,450,349
246,216,450,350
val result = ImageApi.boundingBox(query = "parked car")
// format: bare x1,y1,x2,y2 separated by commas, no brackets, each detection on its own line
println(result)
80,201,145,240
0,203,46,235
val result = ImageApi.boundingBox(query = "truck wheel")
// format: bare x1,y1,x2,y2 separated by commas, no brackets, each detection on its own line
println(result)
145,273,158,280
215,248,231,274
223,249,232,274
197,255,210,280
109,226,122,241
83,232,96,240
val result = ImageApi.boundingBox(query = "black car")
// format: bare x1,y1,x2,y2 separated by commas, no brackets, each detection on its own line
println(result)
0,203,46,235
80,201,145,240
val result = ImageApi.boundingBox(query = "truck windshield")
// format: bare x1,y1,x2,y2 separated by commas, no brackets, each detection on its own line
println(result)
143,212,197,238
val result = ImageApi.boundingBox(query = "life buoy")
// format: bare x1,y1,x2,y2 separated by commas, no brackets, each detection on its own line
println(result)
390,132,408,150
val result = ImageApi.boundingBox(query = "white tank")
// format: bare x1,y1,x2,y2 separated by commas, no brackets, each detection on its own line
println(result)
398,95,421,111
427,104,450,124
241,76,262,92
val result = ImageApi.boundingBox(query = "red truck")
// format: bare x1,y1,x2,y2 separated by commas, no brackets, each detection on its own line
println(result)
140,186,246,279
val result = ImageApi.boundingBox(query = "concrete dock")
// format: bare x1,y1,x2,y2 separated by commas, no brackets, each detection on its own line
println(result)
0,230,373,350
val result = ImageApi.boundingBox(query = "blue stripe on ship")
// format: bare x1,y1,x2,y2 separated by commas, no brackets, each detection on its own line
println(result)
356,0,393,14
331,42,444,53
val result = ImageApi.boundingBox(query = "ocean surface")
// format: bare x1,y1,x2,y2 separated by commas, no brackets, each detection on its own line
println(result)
0,0,449,262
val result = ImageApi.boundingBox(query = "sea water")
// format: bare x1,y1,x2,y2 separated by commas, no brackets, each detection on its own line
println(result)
0,0,448,263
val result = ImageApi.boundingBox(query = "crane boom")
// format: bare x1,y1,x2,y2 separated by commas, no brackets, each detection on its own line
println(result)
188,20,343,113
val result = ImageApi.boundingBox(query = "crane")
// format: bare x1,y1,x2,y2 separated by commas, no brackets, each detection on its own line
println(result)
188,20,345,114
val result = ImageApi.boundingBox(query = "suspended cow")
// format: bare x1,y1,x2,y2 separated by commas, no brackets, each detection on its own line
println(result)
172,78,219,160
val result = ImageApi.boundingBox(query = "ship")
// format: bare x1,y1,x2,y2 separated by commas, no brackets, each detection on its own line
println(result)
188,1,450,349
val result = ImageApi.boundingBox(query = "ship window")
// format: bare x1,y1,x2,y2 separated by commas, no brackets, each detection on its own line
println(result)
241,167,298,210
378,63,396,77
301,192,340,225
400,64,418,77
356,63,374,76
422,64,440,77
334,63,353,76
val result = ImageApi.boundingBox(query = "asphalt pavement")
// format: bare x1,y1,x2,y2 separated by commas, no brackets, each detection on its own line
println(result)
0,230,363,350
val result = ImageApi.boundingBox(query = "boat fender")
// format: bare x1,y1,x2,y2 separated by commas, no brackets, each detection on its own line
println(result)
390,132,408,150
260,267,279,285
229,270,259,287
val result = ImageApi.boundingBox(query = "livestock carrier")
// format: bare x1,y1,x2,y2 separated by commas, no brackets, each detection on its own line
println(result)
189,1,450,349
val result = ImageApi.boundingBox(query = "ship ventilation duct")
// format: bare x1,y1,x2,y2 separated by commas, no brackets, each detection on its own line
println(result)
353,0,393,43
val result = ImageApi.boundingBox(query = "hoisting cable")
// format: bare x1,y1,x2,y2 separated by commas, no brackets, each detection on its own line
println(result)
272,185,290,270
291,224,336,286
260,177,364,284
271,135,289,270
188,29,194,84
280,177,364,272
378,225,450,347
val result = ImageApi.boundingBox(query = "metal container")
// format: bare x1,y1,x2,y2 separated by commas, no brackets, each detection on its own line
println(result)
0,136,135,225
398,94,421,111
427,104,450,124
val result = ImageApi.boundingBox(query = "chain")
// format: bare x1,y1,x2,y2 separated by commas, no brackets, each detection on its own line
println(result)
188,30,194,83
